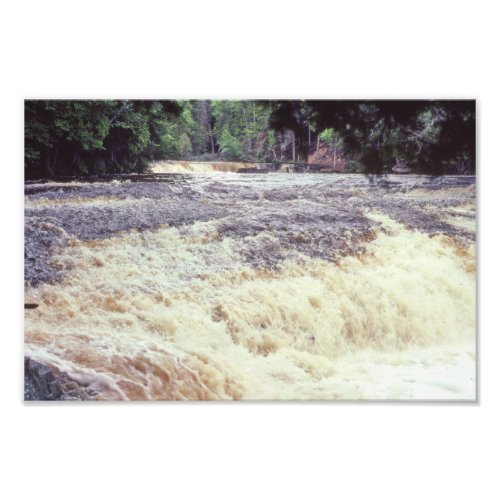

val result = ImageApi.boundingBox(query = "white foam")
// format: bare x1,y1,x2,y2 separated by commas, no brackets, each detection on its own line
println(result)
25,212,476,400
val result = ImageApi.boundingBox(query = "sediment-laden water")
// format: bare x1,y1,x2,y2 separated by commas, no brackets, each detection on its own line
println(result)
24,169,476,400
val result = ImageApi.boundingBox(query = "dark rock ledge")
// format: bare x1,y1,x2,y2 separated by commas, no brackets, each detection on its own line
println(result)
24,357,97,401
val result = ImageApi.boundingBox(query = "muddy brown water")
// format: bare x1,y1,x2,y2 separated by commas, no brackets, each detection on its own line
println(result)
24,172,476,400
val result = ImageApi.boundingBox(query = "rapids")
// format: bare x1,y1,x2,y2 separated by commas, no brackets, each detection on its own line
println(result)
24,171,476,400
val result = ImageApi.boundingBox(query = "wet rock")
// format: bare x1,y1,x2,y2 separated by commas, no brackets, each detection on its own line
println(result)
25,195,226,241
24,357,95,401
24,173,476,283
24,358,62,400
24,217,69,286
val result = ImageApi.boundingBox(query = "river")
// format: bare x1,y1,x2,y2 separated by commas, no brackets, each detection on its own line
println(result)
24,168,476,400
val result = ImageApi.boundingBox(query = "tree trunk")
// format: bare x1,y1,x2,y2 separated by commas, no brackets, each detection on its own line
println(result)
300,128,308,163
49,143,60,176
203,100,215,155
208,122,215,155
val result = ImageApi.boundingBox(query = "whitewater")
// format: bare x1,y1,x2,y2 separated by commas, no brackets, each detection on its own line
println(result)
24,166,476,400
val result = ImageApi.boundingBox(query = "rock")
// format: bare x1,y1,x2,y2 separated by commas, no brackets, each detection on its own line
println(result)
24,358,63,400
24,357,96,401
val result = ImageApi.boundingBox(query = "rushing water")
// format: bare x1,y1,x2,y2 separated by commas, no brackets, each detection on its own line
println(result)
24,170,476,400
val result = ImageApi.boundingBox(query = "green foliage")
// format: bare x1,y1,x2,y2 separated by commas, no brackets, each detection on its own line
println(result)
25,99,475,178
270,100,475,174
178,132,193,159
25,100,180,178
52,101,110,150
218,126,243,160
318,128,334,142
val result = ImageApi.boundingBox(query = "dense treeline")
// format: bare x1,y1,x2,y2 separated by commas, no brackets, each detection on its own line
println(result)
25,100,181,178
268,100,475,175
25,99,475,178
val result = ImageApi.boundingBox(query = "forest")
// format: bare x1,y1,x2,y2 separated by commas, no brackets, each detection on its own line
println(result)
24,99,475,179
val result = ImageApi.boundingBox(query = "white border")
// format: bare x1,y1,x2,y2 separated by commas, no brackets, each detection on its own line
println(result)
2,1,499,499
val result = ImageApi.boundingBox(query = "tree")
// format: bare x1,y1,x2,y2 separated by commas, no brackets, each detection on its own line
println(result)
267,100,311,162
25,100,475,178
25,100,180,178
218,126,243,160
268,100,475,173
